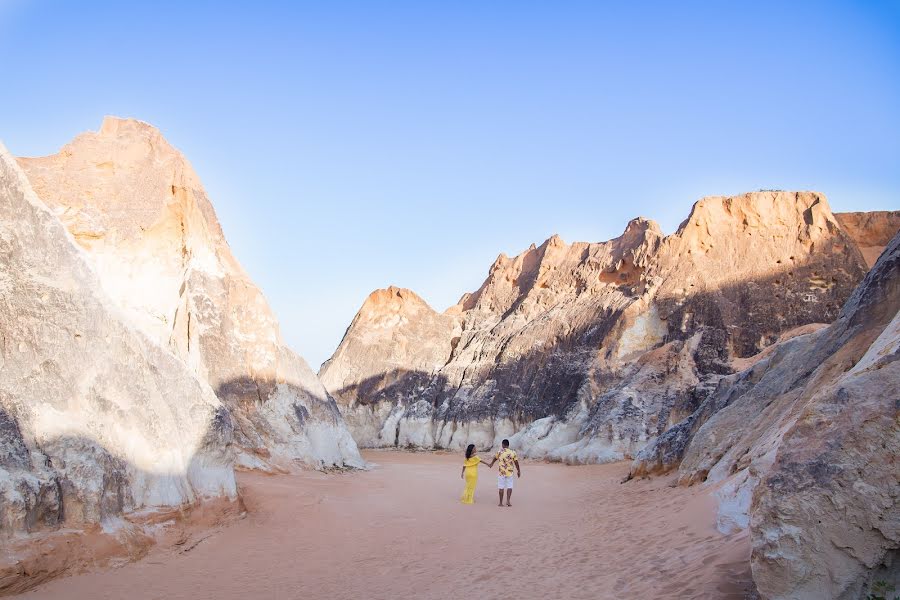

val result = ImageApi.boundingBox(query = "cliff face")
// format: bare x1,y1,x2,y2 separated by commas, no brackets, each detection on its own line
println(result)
323,192,899,597
321,217,665,449
748,235,899,599
18,118,361,471
631,231,899,599
0,144,236,540
322,192,895,464
835,210,900,267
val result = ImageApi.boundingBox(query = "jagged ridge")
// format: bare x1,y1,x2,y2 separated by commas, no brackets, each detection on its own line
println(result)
17,117,362,471
322,191,894,463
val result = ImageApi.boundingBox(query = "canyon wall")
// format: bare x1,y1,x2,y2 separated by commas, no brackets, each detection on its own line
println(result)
324,193,899,597
0,144,236,542
1,118,364,592
322,192,892,463
17,118,361,471
834,210,900,267
633,231,900,599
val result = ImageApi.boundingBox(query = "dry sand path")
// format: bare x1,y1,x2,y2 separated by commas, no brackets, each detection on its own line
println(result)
15,450,752,599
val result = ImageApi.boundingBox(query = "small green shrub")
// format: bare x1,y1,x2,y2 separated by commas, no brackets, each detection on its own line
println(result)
866,580,898,600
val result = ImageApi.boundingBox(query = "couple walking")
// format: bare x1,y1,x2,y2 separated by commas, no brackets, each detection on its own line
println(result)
460,439,521,506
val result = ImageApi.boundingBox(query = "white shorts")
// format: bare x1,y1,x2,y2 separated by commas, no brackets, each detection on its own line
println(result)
498,475,515,489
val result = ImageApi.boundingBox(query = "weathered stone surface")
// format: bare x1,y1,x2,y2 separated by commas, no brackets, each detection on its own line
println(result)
750,235,899,600
653,232,900,599
628,322,828,479
0,144,236,539
319,286,460,446
18,118,361,470
835,210,900,267
323,192,880,465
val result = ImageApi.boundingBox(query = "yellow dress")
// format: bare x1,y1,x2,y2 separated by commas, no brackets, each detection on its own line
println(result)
460,456,481,504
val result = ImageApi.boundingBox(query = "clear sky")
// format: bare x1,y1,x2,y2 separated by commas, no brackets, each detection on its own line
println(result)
1,1,898,368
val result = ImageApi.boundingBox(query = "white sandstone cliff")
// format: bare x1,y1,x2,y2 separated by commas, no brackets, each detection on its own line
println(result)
0,144,236,541
17,118,362,470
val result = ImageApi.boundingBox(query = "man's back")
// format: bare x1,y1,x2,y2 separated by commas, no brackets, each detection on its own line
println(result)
496,448,517,476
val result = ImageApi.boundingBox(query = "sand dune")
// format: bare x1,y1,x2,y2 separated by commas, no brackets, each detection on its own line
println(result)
14,451,752,599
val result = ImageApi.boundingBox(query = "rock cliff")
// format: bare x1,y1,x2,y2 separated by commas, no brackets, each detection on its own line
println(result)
0,144,236,540
322,192,896,467
632,231,899,599
749,235,899,599
323,192,899,597
835,210,900,267
17,118,361,471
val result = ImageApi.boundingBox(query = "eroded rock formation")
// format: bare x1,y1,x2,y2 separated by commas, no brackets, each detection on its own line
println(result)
324,192,899,597
17,118,361,471
0,144,236,541
322,192,896,467
835,210,900,267
632,232,899,599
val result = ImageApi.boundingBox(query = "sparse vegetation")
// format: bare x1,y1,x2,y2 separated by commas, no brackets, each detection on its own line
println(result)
866,580,898,600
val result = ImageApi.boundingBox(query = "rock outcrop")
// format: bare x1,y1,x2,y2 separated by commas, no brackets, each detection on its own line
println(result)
322,193,897,466
0,144,236,541
632,231,899,599
835,210,900,267
749,237,899,599
17,118,361,471
323,192,899,596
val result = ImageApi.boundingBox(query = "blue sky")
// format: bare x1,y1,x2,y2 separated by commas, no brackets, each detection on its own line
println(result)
1,1,898,367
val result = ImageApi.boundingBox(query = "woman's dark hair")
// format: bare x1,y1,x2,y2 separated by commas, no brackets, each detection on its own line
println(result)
465,444,475,459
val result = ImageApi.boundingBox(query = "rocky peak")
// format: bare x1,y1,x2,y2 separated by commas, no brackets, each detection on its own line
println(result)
99,115,159,136
16,119,362,471
19,115,224,247
460,221,663,316
324,189,877,455
357,286,439,325
622,216,661,236
677,191,838,238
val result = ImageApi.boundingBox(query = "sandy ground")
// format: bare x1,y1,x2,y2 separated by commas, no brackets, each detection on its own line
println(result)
13,450,752,600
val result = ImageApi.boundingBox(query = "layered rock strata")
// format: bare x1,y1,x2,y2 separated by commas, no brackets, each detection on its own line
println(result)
17,118,361,470
322,193,895,466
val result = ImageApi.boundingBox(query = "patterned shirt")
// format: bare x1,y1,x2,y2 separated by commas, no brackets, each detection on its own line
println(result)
495,448,517,477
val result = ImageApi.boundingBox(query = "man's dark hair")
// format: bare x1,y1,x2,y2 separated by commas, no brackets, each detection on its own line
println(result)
502,439,510,448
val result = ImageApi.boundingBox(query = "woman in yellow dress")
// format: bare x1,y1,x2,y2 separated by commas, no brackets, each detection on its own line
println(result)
460,444,491,504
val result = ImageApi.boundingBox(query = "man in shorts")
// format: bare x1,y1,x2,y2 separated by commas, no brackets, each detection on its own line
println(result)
489,439,521,507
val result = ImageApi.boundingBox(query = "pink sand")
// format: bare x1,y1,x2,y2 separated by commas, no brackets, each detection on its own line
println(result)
14,450,752,599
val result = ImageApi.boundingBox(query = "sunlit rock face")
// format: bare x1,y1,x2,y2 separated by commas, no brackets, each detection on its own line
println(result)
0,145,236,538
320,286,461,447
18,118,361,470
322,192,896,464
